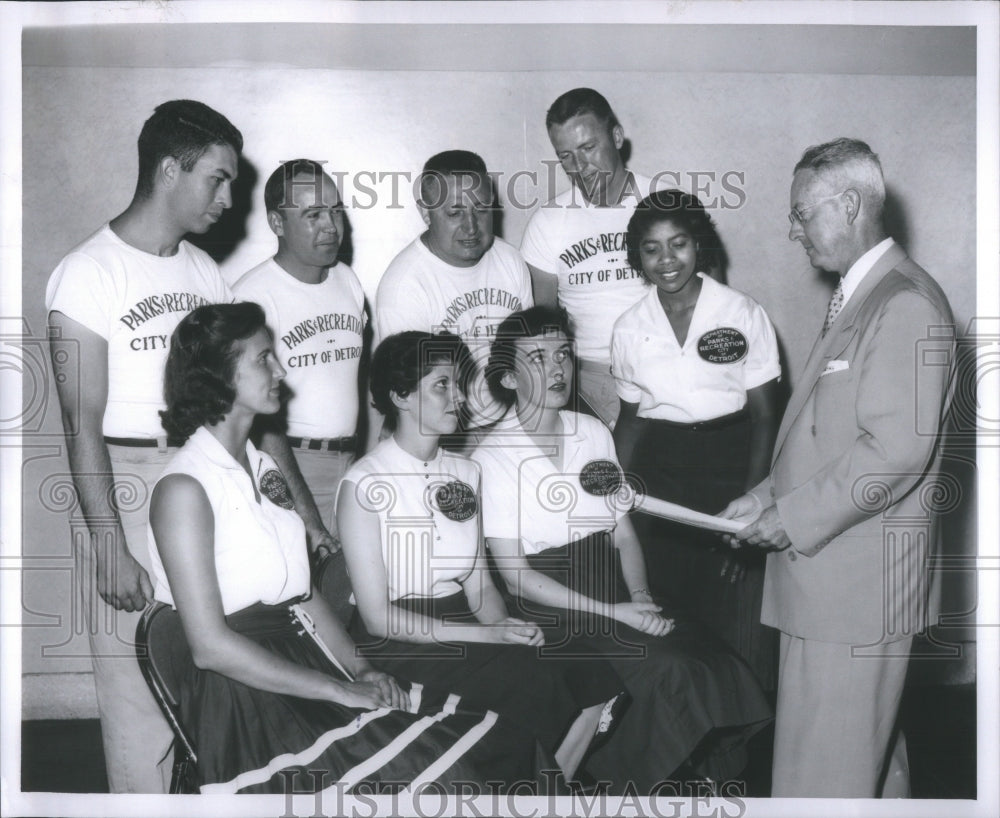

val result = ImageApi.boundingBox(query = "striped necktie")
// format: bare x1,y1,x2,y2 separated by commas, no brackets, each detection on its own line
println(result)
822,281,845,336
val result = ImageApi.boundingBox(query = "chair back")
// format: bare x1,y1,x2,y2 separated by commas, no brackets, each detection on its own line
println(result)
135,602,198,792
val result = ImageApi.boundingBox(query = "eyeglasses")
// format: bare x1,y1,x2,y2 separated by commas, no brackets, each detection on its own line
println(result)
788,190,847,225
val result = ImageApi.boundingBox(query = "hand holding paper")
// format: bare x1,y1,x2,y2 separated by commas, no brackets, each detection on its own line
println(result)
633,493,747,534
578,459,746,534
718,495,792,551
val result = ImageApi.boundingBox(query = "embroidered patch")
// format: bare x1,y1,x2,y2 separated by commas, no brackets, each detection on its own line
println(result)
580,459,623,496
434,480,478,522
697,327,748,364
259,468,295,510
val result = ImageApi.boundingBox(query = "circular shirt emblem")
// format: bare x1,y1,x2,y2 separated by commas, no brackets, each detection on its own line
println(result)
697,328,748,364
579,459,623,497
434,480,478,522
259,468,295,510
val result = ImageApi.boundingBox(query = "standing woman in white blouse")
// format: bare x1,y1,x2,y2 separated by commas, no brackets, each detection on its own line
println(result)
611,190,782,689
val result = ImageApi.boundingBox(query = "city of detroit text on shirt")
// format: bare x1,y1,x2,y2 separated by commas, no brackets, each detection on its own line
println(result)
280,310,364,368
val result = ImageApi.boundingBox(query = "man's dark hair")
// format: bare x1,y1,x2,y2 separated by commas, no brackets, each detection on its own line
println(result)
485,306,573,404
545,88,620,131
263,159,330,214
626,190,722,277
136,100,243,199
418,150,490,206
370,331,473,431
160,302,267,443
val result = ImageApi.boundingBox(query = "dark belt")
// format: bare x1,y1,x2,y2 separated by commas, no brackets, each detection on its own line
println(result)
104,436,182,448
648,407,749,432
287,435,356,453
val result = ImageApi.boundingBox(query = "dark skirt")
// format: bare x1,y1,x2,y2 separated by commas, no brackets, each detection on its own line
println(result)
350,593,626,754
161,600,551,794
517,533,773,791
625,413,778,690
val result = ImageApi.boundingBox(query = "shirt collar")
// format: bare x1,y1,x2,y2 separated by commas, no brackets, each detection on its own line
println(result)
641,271,716,329
497,406,579,445
841,237,895,306
387,434,445,467
188,425,258,472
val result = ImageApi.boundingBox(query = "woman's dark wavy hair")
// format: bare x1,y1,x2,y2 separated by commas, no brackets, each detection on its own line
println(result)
625,189,722,277
371,331,473,431
485,305,573,405
160,302,268,443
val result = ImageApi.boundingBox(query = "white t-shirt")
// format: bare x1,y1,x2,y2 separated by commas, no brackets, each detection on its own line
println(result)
45,224,233,437
520,173,658,364
149,427,311,615
375,236,533,425
472,411,629,555
233,258,365,439
340,437,482,602
376,235,532,346
611,275,781,423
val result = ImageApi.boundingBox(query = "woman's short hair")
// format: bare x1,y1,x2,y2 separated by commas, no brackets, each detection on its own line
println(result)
625,189,722,276
370,331,473,430
160,302,268,443
485,306,573,404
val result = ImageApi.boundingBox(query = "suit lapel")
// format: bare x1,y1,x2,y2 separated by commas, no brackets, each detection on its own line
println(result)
771,243,908,463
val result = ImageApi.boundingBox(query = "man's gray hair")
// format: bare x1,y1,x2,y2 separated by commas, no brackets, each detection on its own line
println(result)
794,138,886,216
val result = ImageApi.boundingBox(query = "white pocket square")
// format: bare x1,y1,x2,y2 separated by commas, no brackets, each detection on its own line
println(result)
821,359,850,376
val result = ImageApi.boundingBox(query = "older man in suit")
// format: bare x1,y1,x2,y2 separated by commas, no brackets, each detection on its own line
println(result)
722,138,954,797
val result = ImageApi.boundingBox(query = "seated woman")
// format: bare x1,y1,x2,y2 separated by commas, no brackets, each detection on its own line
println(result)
472,305,773,792
337,330,626,782
611,190,782,689
148,303,547,794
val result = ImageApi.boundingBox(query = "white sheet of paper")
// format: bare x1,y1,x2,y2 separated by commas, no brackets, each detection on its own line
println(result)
634,494,747,534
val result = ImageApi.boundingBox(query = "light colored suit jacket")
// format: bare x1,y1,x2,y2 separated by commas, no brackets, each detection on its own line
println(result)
751,242,954,644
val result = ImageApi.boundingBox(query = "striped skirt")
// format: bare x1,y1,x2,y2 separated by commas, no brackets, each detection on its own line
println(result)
161,601,553,794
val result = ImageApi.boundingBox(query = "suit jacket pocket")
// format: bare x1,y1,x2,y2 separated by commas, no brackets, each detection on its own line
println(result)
823,325,859,360
812,366,859,448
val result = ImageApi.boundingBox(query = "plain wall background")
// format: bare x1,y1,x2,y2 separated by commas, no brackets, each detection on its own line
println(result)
19,22,979,717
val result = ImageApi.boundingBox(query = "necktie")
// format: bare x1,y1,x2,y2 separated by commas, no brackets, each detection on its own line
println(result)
822,281,844,336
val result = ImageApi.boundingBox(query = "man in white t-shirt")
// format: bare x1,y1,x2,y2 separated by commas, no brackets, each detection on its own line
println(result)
45,100,242,793
521,88,664,427
233,160,365,559
376,150,533,434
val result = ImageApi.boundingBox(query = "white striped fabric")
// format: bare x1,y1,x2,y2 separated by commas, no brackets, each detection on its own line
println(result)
406,709,499,790
200,708,394,793
334,693,461,790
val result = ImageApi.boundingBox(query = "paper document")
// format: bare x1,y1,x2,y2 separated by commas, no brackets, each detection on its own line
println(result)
634,494,746,534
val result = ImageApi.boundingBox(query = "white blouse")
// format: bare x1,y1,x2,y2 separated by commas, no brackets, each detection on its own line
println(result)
149,427,311,615
611,274,781,423
472,411,630,555
340,437,482,601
